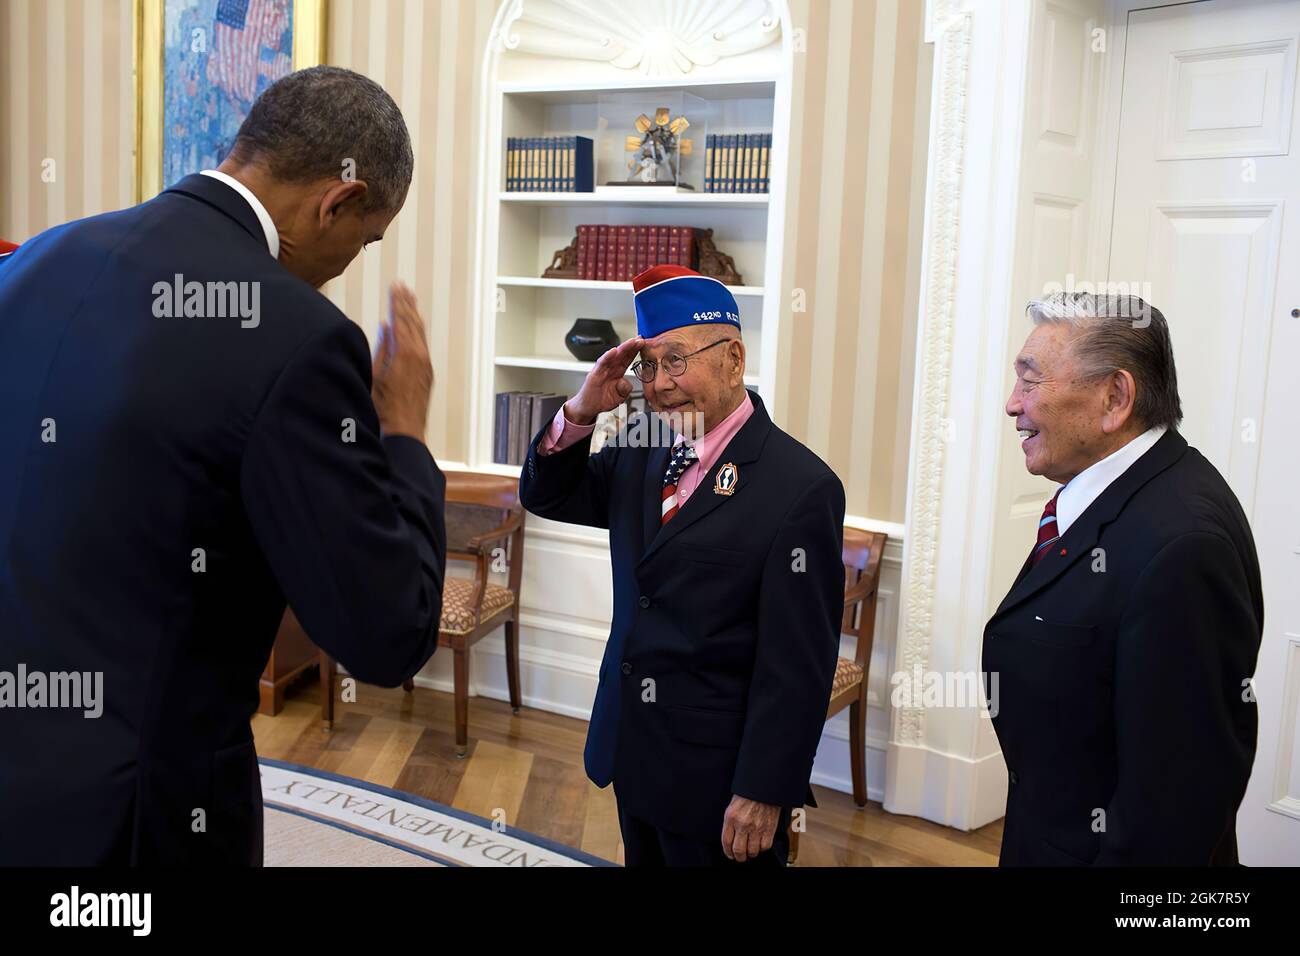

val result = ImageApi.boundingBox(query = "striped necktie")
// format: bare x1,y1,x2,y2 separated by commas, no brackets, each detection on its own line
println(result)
661,441,698,525
1031,490,1061,566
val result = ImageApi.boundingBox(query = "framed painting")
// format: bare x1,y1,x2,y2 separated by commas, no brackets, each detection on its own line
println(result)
134,0,327,202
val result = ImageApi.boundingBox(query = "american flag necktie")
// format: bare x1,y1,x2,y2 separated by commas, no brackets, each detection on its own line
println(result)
1031,490,1061,566
661,442,698,525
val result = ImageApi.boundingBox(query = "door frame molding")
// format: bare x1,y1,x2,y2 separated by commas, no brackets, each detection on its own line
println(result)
888,0,1036,829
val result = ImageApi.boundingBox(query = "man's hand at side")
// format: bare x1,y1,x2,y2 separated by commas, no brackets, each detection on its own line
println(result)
721,795,781,862
372,281,433,441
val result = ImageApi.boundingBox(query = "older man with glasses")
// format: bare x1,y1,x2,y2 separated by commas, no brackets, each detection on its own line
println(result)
520,264,846,866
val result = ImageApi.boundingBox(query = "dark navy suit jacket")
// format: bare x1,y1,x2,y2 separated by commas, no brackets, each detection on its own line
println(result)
0,174,446,865
983,430,1262,865
519,391,845,842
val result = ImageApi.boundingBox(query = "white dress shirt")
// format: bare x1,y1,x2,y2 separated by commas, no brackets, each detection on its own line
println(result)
199,169,280,259
1055,425,1167,535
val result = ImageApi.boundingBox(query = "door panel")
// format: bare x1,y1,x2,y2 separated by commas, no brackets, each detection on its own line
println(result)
1110,0,1300,866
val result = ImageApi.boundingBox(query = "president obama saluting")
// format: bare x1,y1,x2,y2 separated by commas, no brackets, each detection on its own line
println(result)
520,265,845,866
0,67,445,865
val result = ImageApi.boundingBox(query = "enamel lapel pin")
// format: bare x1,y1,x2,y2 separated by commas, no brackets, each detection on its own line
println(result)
713,462,738,496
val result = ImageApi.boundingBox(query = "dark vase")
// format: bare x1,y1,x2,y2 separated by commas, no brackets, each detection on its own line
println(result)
564,318,620,361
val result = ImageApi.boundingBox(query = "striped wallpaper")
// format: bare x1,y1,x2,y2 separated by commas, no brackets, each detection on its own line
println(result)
0,0,930,524
0,0,136,243
780,0,932,524
319,0,498,482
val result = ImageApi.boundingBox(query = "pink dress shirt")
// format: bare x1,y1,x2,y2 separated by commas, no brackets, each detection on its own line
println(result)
537,391,755,509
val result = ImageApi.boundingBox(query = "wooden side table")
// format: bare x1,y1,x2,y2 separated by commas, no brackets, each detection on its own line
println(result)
258,608,322,717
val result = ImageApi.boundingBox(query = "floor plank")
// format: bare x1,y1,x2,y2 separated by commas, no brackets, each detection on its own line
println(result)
252,676,1004,866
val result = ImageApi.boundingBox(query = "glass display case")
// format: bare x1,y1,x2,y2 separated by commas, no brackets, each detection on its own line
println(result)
596,90,713,192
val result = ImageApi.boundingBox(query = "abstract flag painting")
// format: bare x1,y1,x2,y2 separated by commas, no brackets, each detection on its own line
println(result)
135,0,326,200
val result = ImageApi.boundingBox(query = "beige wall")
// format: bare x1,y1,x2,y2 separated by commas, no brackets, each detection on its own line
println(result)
779,0,931,523
0,0,930,523
319,0,499,470
0,0,136,240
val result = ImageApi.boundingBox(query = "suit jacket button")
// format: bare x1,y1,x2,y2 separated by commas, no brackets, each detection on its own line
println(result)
621,662,632,676
1008,770,1018,785
638,595,650,609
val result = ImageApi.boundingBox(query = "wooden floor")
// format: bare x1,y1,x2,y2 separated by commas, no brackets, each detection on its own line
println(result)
251,675,1004,866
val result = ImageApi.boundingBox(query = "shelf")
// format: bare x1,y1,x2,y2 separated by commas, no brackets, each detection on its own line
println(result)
482,16,788,474
497,354,601,373
496,275,765,297
496,354,759,388
499,191,769,208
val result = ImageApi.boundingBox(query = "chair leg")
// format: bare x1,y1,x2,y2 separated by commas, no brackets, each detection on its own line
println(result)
504,617,521,714
453,647,469,758
401,678,414,693
849,695,867,808
320,655,334,732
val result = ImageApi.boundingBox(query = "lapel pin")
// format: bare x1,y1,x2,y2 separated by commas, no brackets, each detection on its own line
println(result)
714,462,738,496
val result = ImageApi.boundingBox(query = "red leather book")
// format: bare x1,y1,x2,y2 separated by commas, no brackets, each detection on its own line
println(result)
633,225,646,275
597,224,610,281
616,226,630,281
577,225,592,280
681,227,696,267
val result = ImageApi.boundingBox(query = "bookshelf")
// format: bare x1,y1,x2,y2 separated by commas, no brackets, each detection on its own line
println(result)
471,0,793,469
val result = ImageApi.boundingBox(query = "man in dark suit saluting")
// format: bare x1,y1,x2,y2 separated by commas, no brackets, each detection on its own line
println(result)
985,292,1263,865
520,264,845,866
0,67,446,865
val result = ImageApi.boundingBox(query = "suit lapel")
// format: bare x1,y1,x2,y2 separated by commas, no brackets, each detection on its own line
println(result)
163,173,269,253
992,430,1189,620
642,435,672,554
640,389,772,565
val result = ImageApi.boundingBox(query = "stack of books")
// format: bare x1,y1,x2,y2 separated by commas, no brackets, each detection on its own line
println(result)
575,225,696,281
703,133,772,193
505,136,594,192
493,392,569,465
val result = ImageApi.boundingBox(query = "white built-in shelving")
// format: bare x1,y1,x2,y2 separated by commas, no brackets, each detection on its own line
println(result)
470,0,793,468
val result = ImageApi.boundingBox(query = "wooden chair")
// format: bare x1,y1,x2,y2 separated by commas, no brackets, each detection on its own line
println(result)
319,472,526,757
788,526,887,864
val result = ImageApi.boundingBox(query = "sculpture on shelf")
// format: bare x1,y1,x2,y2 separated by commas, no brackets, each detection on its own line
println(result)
613,108,694,188
695,229,743,286
542,236,580,278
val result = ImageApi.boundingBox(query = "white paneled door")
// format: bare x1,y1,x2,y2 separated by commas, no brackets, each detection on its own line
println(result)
1109,0,1300,865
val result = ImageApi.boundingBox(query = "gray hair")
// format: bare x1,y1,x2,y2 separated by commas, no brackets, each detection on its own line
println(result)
227,66,414,213
1026,292,1182,429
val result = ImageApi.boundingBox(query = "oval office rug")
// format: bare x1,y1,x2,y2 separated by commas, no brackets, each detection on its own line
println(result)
260,759,612,868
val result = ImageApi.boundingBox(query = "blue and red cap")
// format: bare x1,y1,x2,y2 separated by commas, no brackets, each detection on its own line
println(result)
631,264,741,339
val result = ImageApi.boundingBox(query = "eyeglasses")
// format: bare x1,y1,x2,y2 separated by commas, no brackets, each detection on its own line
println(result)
629,339,729,384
